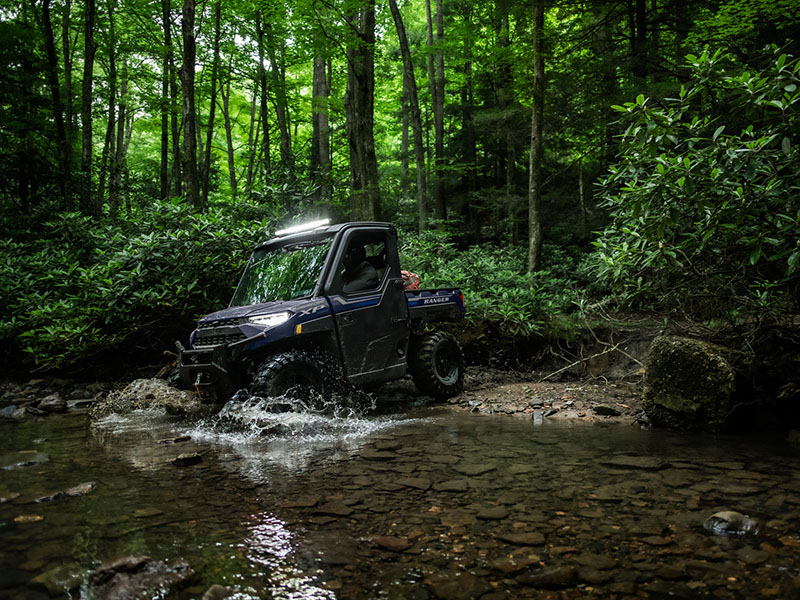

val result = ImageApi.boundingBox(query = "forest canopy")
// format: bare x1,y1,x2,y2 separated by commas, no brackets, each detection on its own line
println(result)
0,0,798,372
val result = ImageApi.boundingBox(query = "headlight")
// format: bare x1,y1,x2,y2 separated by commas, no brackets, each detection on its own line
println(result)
247,312,292,328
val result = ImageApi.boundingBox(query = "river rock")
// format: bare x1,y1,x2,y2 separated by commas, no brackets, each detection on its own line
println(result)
425,570,491,600
90,378,207,418
30,564,84,596
516,565,576,589
702,510,759,536
89,556,193,599
202,584,233,599
37,393,68,413
371,535,411,552
643,336,749,432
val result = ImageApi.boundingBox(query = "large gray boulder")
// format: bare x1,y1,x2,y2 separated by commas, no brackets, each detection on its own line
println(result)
643,336,748,432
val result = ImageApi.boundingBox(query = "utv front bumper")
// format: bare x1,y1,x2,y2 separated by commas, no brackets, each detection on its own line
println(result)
178,343,236,403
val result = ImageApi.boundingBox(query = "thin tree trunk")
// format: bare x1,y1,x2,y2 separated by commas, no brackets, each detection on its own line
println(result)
527,0,545,274
110,60,127,215
255,13,271,184
163,0,182,196
221,57,237,201
245,78,258,196
98,0,116,210
401,88,409,205
41,0,70,210
460,4,478,240
389,0,426,232
80,0,97,215
179,0,200,210
159,0,170,199
425,0,446,221
62,0,74,210
201,0,221,207
263,20,293,173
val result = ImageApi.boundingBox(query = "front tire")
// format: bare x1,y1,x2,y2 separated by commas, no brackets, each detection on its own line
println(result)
410,332,465,399
250,351,328,409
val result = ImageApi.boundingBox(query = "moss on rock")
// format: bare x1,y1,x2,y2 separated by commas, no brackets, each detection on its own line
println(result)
643,336,745,432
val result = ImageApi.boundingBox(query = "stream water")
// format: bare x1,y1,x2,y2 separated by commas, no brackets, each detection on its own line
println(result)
1,396,800,599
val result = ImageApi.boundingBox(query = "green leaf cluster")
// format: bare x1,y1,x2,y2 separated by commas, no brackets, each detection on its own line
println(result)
593,48,800,320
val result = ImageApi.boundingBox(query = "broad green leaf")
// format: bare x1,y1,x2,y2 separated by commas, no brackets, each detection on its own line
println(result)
712,126,725,141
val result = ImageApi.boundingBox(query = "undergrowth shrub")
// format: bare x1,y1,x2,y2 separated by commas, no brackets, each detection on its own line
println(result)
400,230,591,340
0,201,277,372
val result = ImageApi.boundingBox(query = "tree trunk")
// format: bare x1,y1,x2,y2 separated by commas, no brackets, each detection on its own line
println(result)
527,0,545,274
110,60,127,215
389,0,427,232
62,0,74,210
245,77,258,197
80,0,97,215
345,1,380,221
40,0,71,210
221,56,237,201
201,0,221,207
460,4,478,241
179,0,201,210
311,55,331,202
255,13,271,186
263,20,293,173
161,0,181,197
426,0,446,221
97,0,116,211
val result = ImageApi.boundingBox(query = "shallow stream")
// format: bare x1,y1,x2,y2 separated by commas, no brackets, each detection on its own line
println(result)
2,396,800,599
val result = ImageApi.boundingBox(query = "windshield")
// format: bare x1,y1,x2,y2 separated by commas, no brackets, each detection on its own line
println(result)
230,240,331,306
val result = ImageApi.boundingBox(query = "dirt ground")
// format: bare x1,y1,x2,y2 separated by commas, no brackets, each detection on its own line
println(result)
377,365,646,426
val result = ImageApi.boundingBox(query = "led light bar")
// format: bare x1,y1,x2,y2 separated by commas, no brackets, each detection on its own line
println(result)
275,219,330,237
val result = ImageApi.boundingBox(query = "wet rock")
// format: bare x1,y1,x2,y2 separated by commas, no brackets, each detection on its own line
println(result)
516,565,576,589
35,491,65,503
371,535,411,552
0,491,21,503
89,556,193,600
0,405,19,419
133,508,164,518
29,563,84,596
65,481,95,497
0,451,49,470
37,393,67,413
158,435,192,444
476,506,510,520
359,449,397,461
496,532,545,546
314,502,354,517
13,514,44,523
574,552,617,570
425,570,491,600
202,584,233,599
490,549,541,574
397,477,432,491
171,453,203,467
433,480,469,492
453,462,496,476
600,456,665,471
702,511,759,536
25,405,48,416
593,404,621,416
643,336,749,432
90,378,207,418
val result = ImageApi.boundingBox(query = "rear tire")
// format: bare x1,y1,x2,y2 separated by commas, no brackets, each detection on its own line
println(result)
410,332,465,399
250,351,328,409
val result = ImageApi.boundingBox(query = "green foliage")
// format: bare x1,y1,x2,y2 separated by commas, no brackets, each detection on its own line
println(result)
0,202,279,371
400,230,589,339
592,48,800,319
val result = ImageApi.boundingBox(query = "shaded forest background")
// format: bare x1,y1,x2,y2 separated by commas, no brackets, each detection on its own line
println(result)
0,0,798,374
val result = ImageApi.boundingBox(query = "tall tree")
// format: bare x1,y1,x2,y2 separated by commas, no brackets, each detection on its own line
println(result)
200,0,222,207
40,0,71,210
311,55,331,201
179,0,200,209
389,0,427,232
527,0,544,273
426,0,446,221
80,0,97,215
345,0,380,221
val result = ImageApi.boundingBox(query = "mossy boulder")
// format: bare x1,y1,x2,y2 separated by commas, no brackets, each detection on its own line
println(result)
643,336,749,432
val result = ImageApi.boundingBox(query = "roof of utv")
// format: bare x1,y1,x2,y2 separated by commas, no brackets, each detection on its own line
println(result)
254,221,394,253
